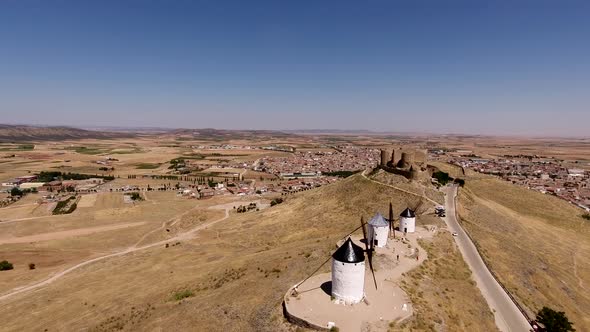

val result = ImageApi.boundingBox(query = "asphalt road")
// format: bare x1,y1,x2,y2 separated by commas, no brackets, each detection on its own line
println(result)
442,185,531,332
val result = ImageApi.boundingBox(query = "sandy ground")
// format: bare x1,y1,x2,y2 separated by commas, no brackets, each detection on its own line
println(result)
285,228,436,332
0,202,234,302
77,193,97,208
0,222,146,245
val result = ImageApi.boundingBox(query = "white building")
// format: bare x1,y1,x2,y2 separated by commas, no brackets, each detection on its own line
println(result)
331,238,366,304
399,208,416,233
19,182,45,190
368,213,389,248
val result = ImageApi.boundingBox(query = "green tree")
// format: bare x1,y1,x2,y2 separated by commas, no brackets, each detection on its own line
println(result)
536,307,575,332
433,171,452,185
10,187,23,197
0,260,14,271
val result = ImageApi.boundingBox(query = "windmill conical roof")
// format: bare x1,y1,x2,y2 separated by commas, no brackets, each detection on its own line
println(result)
368,212,389,227
332,238,365,263
400,207,416,218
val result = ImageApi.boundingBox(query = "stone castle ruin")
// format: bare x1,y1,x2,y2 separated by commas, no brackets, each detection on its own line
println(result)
379,148,430,181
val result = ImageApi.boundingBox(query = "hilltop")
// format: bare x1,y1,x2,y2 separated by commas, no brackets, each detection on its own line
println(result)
0,174,495,331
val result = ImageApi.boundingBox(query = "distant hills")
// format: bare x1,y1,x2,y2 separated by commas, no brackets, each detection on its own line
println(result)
168,128,297,140
0,125,134,142
0,125,298,142
0,124,488,142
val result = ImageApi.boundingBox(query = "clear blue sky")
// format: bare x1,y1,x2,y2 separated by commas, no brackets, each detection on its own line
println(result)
1,1,589,136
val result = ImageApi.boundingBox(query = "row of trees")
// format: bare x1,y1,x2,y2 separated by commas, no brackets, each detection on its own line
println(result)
235,203,257,213
270,198,284,206
10,187,36,197
126,174,222,185
37,171,114,182
432,171,465,187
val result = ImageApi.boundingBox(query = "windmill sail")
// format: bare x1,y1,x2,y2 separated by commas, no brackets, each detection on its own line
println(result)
389,202,395,238
361,217,378,290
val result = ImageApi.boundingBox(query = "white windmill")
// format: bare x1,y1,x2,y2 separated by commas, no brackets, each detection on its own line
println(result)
367,213,389,248
330,218,378,304
399,207,416,233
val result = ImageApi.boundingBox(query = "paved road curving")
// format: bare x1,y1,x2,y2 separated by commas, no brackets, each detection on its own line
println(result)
361,170,531,331
442,185,531,332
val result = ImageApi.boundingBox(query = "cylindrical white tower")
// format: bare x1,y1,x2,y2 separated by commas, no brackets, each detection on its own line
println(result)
331,238,366,304
368,213,389,247
399,208,416,233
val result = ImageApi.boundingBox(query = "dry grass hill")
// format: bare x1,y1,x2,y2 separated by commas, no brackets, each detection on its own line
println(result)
457,176,590,330
0,174,495,331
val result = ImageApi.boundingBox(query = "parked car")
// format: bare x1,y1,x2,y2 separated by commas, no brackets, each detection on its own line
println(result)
452,232,458,237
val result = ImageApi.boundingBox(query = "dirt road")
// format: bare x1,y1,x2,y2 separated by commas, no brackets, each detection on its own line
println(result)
361,169,439,205
0,222,145,245
0,206,230,302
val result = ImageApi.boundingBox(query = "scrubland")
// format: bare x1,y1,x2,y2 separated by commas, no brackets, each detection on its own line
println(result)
0,175,496,331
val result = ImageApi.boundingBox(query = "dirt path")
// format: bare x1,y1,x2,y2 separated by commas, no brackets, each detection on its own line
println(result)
361,170,439,205
0,222,146,245
573,252,587,291
0,206,231,302
132,203,205,247
0,214,57,225
0,203,38,210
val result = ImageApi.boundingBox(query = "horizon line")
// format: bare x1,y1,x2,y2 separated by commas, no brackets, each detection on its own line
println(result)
1,123,589,140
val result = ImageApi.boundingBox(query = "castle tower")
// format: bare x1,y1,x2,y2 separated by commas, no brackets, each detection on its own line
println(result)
331,238,366,304
391,149,397,165
380,149,389,166
397,152,409,168
410,165,420,180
